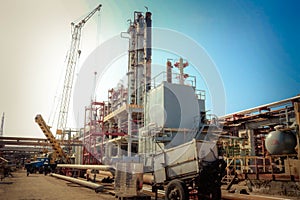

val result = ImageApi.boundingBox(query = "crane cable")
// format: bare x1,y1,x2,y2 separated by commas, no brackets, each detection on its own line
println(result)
47,49,69,127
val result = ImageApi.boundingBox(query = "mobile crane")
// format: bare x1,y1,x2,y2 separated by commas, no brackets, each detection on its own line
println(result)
35,4,102,164
35,114,69,164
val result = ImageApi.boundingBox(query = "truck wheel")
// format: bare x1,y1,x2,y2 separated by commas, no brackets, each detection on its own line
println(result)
165,180,188,200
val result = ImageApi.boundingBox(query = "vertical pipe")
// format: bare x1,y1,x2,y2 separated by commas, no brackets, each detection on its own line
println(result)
166,60,172,83
108,122,112,140
128,110,132,157
248,129,255,156
117,117,122,157
136,13,145,106
285,106,289,126
117,142,121,157
179,58,184,85
127,23,136,105
127,70,134,104
83,106,87,164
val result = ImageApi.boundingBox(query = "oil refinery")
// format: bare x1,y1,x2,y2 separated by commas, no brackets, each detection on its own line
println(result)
1,3,300,200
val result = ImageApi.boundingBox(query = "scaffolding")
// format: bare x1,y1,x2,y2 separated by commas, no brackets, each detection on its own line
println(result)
83,101,105,164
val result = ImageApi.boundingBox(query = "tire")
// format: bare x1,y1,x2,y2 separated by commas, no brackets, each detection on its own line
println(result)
165,180,189,200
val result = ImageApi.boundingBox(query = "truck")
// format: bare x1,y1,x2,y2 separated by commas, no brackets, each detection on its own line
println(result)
25,157,56,176
152,139,226,200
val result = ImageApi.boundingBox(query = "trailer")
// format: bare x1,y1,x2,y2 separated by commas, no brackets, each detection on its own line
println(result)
152,139,226,200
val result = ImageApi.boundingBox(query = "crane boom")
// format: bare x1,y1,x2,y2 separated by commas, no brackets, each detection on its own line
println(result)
35,114,70,164
56,4,102,138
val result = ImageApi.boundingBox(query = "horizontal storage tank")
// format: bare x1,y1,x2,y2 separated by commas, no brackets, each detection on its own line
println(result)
265,130,297,155
144,81,203,129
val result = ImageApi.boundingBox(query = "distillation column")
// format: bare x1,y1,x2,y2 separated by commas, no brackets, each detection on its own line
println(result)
126,11,152,157
144,12,152,93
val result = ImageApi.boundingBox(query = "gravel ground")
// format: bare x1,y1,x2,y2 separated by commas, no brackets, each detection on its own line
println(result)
0,170,115,200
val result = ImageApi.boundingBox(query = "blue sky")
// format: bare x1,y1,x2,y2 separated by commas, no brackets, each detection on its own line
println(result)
159,0,300,113
0,0,299,137
88,0,300,113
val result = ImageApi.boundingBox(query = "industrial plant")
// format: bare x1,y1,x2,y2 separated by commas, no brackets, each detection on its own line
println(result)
1,4,300,200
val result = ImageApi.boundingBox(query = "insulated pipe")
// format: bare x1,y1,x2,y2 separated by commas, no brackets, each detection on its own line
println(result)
98,170,113,177
143,174,154,185
50,173,104,192
56,164,115,176
166,60,172,83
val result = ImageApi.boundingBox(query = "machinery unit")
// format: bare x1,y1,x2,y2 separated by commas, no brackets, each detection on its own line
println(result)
153,139,225,199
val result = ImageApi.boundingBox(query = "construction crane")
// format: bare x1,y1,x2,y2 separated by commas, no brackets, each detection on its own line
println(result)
35,114,70,164
0,112,4,137
56,4,102,140
35,4,101,164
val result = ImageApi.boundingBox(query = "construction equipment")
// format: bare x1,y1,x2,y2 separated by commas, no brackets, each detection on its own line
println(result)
35,114,70,164
56,4,101,140
36,4,101,164
152,139,226,200
24,157,55,176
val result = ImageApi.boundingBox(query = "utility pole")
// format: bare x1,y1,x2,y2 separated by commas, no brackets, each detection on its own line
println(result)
0,112,4,137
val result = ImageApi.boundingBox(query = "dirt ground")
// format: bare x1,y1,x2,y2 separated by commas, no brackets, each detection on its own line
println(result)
2,170,295,200
0,170,115,200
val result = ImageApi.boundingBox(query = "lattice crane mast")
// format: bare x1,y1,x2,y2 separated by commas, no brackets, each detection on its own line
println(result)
56,4,102,140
